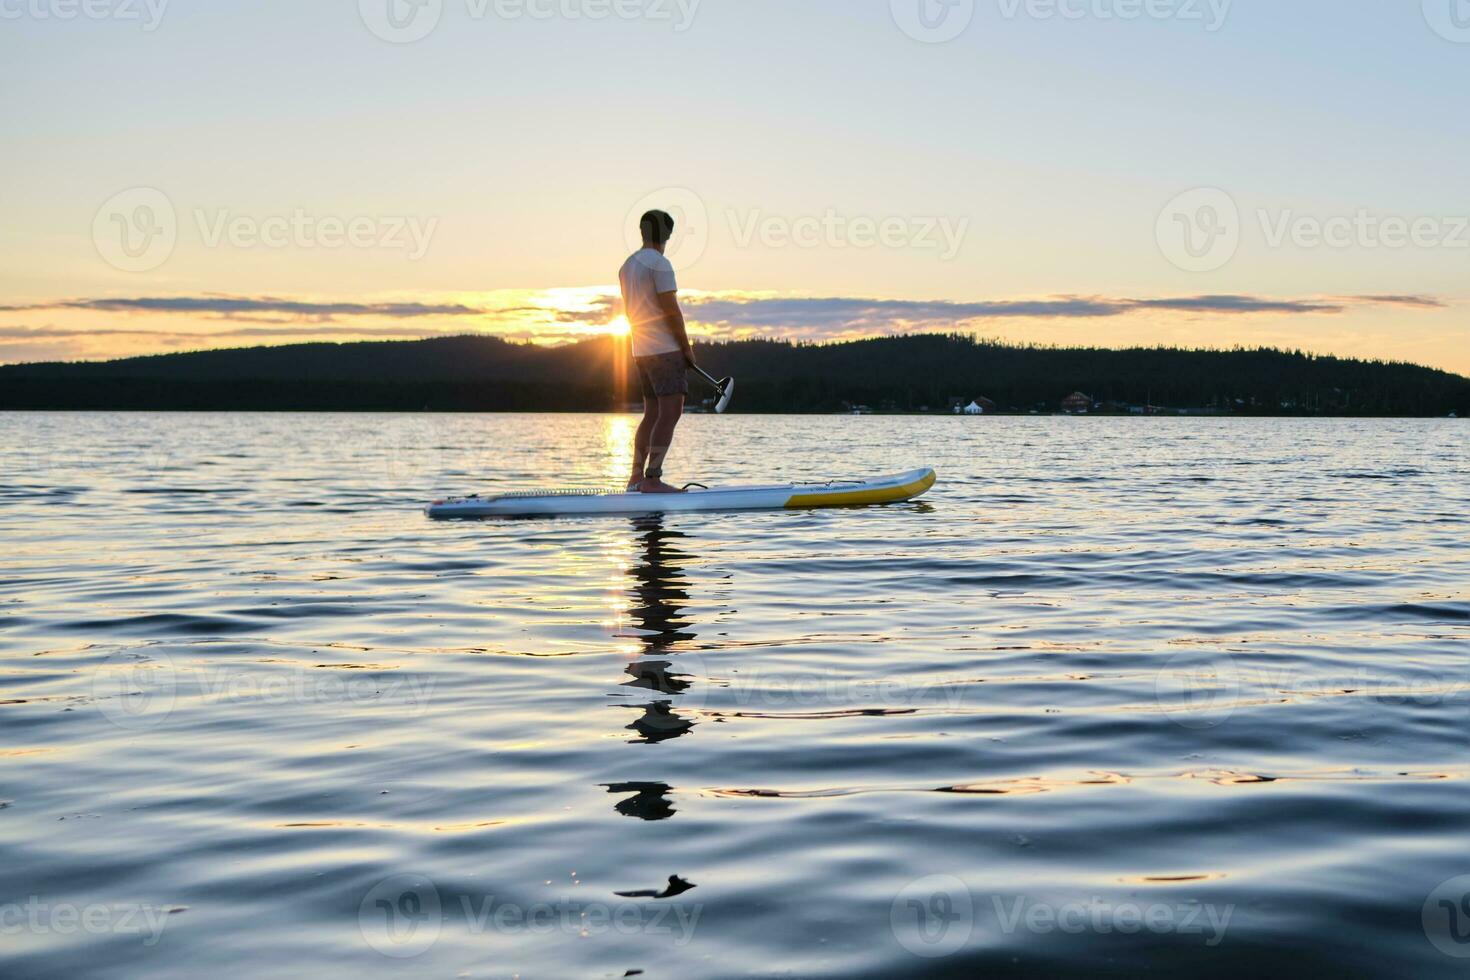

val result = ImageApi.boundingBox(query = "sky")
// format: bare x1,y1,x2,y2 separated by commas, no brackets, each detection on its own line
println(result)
2,0,1467,374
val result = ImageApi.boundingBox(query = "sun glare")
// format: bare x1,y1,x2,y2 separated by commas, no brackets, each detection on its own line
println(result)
608,316,631,337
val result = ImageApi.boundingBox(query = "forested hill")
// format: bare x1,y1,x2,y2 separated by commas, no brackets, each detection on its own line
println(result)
1,334,1466,416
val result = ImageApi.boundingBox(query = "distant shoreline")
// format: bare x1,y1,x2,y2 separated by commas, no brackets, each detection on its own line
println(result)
3,334,1466,417
0,408,1460,419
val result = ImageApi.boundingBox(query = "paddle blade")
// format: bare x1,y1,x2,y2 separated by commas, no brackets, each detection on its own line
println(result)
715,378,735,414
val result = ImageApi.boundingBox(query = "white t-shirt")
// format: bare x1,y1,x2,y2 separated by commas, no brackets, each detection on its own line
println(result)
618,248,681,358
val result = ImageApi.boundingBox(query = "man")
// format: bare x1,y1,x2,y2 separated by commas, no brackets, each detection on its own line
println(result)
619,209,698,493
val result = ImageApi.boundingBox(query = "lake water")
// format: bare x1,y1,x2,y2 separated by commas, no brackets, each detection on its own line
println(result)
1,412,1467,978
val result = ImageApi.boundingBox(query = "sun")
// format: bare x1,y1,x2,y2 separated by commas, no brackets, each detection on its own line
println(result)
607,315,631,337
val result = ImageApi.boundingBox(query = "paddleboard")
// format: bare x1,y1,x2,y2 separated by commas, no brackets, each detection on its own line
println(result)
426,467,936,519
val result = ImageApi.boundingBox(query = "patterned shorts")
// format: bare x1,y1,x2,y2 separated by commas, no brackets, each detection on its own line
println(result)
636,351,690,399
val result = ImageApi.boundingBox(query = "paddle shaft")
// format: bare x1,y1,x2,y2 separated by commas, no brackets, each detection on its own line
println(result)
693,365,726,393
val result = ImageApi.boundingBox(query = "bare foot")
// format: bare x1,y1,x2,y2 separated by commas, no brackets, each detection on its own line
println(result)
637,478,685,494
625,478,644,492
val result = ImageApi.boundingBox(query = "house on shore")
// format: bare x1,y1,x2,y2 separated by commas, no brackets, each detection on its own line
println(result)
1061,392,1093,414
955,396,998,415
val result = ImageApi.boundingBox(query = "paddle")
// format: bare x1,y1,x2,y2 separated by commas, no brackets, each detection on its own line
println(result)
693,366,736,414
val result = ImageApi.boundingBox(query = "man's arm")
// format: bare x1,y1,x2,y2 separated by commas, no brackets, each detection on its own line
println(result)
656,290,697,368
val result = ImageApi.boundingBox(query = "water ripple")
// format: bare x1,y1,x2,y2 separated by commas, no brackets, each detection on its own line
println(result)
0,413,1466,978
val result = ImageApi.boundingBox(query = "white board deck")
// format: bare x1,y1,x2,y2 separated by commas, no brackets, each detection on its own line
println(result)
426,468,937,519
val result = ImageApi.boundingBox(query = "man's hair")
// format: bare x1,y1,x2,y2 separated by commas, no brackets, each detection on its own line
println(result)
639,209,676,246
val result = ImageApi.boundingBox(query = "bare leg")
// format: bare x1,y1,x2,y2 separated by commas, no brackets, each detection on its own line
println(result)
639,393,685,493
628,399,658,490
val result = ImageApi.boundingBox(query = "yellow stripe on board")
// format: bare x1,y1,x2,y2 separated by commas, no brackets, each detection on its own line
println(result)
784,469,937,509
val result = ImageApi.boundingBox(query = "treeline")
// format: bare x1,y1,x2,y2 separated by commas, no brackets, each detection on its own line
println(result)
1,334,1466,416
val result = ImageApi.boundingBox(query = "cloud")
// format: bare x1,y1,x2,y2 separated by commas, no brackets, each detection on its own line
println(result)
0,326,174,339
498,296,620,323
1124,295,1344,314
679,293,1436,338
50,297,483,320
0,323,441,341
7,290,1440,326
0,291,1449,360
684,296,1126,330
1345,295,1446,309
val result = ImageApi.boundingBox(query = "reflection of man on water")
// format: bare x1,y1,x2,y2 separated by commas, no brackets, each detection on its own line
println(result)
625,515,696,653
604,780,676,821
619,515,697,743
